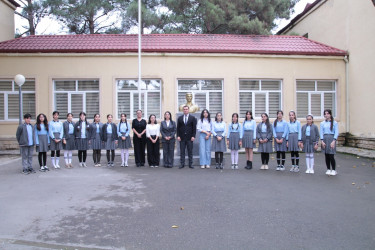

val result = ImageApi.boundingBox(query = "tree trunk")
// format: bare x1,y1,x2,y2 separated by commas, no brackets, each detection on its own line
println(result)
27,0,35,35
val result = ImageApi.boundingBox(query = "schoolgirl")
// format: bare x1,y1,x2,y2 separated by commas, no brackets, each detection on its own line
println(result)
320,109,339,176
35,113,50,172
146,114,160,168
49,111,64,169
62,113,75,168
301,114,320,174
90,114,103,167
74,112,90,167
117,113,132,167
242,111,256,170
102,114,118,167
197,109,212,169
286,110,302,172
160,111,176,168
256,113,273,170
227,113,242,169
211,112,226,169
273,110,288,171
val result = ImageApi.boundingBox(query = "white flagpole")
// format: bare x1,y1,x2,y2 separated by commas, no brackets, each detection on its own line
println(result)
138,0,142,112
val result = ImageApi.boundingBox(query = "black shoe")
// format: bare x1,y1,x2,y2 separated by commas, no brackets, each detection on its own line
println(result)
189,165,194,169
179,165,185,169
249,161,253,170
141,163,145,167
215,163,219,169
29,168,36,173
22,169,30,175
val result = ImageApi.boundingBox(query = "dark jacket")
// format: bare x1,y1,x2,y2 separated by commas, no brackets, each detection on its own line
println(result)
160,120,177,143
102,123,118,141
301,124,320,144
74,120,91,139
89,122,104,140
256,122,273,141
16,123,35,146
177,114,197,141
63,121,75,140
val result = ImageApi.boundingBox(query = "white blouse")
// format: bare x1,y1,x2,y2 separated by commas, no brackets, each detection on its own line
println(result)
146,124,160,138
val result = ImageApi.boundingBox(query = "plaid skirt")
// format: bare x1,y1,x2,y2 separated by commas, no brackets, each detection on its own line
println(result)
228,132,241,150
76,138,88,150
302,136,316,153
50,132,63,151
118,133,132,149
211,131,226,152
274,132,287,152
91,133,103,150
242,130,256,148
36,134,49,152
63,135,76,150
322,134,336,154
288,133,299,152
258,132,273,153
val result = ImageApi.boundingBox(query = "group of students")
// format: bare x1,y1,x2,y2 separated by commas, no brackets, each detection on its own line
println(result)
199,108,338,175
16,108,339,176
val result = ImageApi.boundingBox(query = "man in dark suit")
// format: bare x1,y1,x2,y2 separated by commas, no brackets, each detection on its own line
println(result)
177,106,197,168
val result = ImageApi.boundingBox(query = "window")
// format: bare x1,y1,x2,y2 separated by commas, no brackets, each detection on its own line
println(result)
54,80,99,118
0,79,35,120
296,80,336,118
239,79,282,118
177,79,223,114
117,79,161,119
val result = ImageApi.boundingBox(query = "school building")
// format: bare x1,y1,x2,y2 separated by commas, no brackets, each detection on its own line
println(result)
1,0,367,150
277,0,375,149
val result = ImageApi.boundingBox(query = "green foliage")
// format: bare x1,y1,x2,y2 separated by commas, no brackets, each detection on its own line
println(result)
47,0,121,34
161,0,299,35
15,0,50,36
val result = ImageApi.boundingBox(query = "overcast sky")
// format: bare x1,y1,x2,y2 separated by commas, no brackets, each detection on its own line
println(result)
15,0,315,35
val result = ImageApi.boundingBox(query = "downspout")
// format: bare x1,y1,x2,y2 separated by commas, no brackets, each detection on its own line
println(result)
344,55,349,134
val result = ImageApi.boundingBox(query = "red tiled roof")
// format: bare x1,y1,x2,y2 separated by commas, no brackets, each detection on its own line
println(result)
0,34,347,56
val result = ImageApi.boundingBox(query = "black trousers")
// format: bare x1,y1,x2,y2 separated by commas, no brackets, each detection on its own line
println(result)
133,135,146,165
93,149,101,164
180,139,193,166
162,140,175,167
38,152,47,167
147,137,160,166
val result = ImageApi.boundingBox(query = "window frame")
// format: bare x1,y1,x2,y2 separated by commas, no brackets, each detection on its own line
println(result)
116,78,162,120
296,80,337,118
53,79,100,120
238,79,283,118
176,79,224,115
0,79,36,121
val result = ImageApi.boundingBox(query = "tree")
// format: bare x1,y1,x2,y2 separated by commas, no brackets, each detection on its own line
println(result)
119,0,167,34
15,0,49,37
48,0,123,34
161,0,299,35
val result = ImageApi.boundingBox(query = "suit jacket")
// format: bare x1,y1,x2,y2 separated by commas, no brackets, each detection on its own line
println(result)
177,114,197,141
301,124,320,144
16,123,35,146
102,123,118,141
89,122,104,140
160,120,177,143
63,121,75,140
74,120,91,139
256,123,273,141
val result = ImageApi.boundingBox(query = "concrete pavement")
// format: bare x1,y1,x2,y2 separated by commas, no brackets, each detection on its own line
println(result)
0,151,375,250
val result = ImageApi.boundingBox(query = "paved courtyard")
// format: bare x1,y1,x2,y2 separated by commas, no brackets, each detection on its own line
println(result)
0,151,374,250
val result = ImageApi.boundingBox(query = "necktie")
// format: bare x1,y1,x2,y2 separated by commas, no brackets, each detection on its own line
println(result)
184,115,187,124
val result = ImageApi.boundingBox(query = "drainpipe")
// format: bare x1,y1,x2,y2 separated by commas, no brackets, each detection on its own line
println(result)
344,55,349,134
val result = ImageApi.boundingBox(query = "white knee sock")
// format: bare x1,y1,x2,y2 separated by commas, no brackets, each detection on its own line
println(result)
231,151,235,164
234,150,239,164
306,153,310,169
121,149,125,164
69,151,72,164
56,157,60,166
51,156,56,167
64,151,69,164
125,149,129,164
310,153,315,170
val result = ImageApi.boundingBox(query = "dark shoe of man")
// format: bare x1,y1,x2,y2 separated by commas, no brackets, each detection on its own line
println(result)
179,165,185,169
